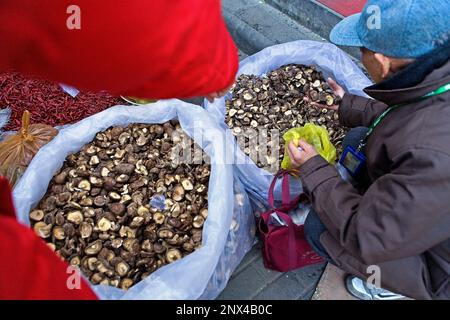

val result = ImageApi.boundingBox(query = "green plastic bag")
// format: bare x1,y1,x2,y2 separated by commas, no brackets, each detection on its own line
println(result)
281,123,336,170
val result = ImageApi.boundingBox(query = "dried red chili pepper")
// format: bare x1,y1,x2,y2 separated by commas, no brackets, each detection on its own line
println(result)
0,71,126,131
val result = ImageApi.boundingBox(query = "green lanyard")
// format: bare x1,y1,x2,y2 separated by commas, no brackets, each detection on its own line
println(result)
357,82,450,151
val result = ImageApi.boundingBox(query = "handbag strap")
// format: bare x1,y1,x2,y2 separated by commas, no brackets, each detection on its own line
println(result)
288,218,298,269
268,170,303,209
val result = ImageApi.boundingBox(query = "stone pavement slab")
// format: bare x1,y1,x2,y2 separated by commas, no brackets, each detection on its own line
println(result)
312,264,357,300
218,242,326,300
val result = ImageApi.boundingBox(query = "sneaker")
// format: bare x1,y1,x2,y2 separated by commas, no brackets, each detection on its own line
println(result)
345,275,405,300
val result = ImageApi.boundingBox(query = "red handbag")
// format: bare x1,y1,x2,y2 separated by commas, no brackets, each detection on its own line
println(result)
258,171,323,272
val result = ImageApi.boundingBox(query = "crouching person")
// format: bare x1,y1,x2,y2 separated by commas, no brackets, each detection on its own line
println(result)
289,0,450,300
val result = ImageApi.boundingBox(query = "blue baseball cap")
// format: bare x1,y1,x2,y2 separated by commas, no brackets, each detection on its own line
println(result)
330,0,450,58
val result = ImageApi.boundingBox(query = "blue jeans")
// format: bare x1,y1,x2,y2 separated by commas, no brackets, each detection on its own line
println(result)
304,127,368,261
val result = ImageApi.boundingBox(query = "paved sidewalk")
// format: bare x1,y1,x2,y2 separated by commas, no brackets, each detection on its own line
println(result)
222,0,326,55
218,242,326,300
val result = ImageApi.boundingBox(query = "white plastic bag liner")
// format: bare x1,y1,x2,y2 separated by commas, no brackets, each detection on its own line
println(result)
205,40,372,202
13,100,255,300
199,172,256,299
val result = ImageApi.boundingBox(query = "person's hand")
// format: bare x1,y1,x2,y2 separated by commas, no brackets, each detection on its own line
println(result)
304,78,345,111
205,85,233,103
287,140,319,169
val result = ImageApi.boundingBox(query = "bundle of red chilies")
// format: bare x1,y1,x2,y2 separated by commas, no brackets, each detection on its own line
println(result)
0,71,125,131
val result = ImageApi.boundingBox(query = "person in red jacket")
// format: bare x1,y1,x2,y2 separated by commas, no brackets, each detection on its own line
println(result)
0,0,238,299
0,0,238,100
0,178,97,300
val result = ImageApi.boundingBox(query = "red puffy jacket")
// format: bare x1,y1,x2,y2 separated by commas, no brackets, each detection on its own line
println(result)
0,0,238,99
0,177,97,299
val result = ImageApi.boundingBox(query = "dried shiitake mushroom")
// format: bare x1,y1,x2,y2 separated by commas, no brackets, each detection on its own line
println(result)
67,211,83,224
157,228,174,239
29,121,210,290
193,215,205,229
33,222,52,238
29,210,44,221
166,248,182,263
225,64,347,172
80,222,93,238
115,260,130,277
120,278,134,290
85,240,103,255
200,208,208,219
52,226,66,240
153,212,165,225
97,217,112,232
172,185,185,202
